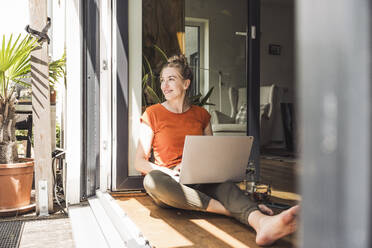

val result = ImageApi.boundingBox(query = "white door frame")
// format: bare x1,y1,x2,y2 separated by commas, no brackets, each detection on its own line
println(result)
99,0,113,192
65,0,83,204
185,17,210,110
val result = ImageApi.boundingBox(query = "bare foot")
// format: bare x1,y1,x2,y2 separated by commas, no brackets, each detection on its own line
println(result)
251,205,300,246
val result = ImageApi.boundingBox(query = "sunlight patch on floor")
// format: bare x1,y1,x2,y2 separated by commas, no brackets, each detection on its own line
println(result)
190,219,251,248
271,190,301,201
116,198,193,248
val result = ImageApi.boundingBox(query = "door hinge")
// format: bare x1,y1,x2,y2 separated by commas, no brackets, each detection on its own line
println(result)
102,60,108,70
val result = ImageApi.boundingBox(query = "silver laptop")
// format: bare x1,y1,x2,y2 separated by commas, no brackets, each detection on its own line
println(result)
178,136,254,184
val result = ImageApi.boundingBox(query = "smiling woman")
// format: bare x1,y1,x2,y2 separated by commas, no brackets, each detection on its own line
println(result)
134,54,300,246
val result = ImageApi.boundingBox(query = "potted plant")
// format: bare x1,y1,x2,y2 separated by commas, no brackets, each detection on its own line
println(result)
0,34,65,212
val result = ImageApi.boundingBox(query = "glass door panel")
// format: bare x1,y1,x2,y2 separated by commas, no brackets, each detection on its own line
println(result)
185,0,248,136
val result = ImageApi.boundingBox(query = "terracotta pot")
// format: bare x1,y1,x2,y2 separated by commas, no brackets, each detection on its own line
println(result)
0,158,34,210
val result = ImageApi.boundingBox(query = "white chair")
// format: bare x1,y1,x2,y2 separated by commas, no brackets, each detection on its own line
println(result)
211,84,277,147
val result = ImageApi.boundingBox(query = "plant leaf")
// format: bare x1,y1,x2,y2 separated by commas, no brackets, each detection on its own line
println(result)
200,86,214,106
153,44,168,62
143,55,153,80
145,85,161,104
142,73,149,88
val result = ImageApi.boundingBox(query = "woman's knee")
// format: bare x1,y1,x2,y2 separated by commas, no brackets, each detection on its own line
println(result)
143,170,172,196
219,182,236,191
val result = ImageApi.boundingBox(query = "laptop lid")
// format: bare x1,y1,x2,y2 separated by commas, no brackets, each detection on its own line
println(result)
179,136,254,184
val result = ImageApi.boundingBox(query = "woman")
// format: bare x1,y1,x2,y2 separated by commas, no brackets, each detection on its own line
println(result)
135,54,299,246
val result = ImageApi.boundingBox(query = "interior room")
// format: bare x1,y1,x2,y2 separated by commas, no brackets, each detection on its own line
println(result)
184,0,296,157
260,0,295,155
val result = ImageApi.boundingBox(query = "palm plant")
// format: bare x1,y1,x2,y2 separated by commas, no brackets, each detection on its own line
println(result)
0,34,38,163
0,34,65,164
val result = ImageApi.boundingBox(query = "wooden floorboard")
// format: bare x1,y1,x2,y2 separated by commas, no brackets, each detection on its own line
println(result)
114,157,299,248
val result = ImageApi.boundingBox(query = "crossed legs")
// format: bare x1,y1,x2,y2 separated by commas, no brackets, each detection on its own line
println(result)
143,170,299,246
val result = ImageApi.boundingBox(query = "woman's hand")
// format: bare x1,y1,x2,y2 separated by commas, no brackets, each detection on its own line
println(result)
156,166,180,182
173,164,181,174
258,204,274,216
203,122,213,136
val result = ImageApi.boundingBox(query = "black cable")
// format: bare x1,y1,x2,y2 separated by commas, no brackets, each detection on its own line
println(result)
51,149,67,215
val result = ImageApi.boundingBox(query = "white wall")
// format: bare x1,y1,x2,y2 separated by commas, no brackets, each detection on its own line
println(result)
185,0,247,115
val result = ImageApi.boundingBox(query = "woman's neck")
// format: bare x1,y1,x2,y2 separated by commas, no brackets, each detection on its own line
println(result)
163,99,190,113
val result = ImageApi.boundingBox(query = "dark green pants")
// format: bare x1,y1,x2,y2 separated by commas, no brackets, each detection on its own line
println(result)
143,170,258,225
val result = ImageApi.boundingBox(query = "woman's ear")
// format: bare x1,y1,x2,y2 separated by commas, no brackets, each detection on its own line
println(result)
184,79,191,90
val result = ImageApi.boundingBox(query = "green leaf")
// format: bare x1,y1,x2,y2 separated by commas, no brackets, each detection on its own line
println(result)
48,53,66,84
0,35,65,100
0,35,37,98
145,85,161,104
203,102,215,106
150,74,156,89
143,55,153,79
189,93,202,100
200,86,214,106
142,73,149,88
153,44,168,62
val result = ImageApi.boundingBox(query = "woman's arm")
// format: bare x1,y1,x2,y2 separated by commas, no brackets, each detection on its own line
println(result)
135,122,177,176
204,122,213,136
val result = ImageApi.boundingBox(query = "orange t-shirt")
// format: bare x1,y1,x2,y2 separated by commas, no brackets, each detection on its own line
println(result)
140,103,211,168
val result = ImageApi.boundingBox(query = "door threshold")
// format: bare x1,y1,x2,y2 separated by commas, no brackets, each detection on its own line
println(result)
69,191,151,247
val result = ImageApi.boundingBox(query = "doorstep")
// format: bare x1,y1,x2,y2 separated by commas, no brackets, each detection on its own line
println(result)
68,191,150,248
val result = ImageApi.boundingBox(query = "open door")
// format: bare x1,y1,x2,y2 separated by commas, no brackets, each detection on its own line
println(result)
112,0,261,191
112,0,143,190
82,0,101,198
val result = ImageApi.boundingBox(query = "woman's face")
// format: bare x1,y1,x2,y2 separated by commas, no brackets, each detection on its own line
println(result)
160,67,190,101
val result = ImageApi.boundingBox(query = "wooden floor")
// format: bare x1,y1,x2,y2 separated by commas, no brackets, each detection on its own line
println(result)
260,156,299,194
114,156,300,248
